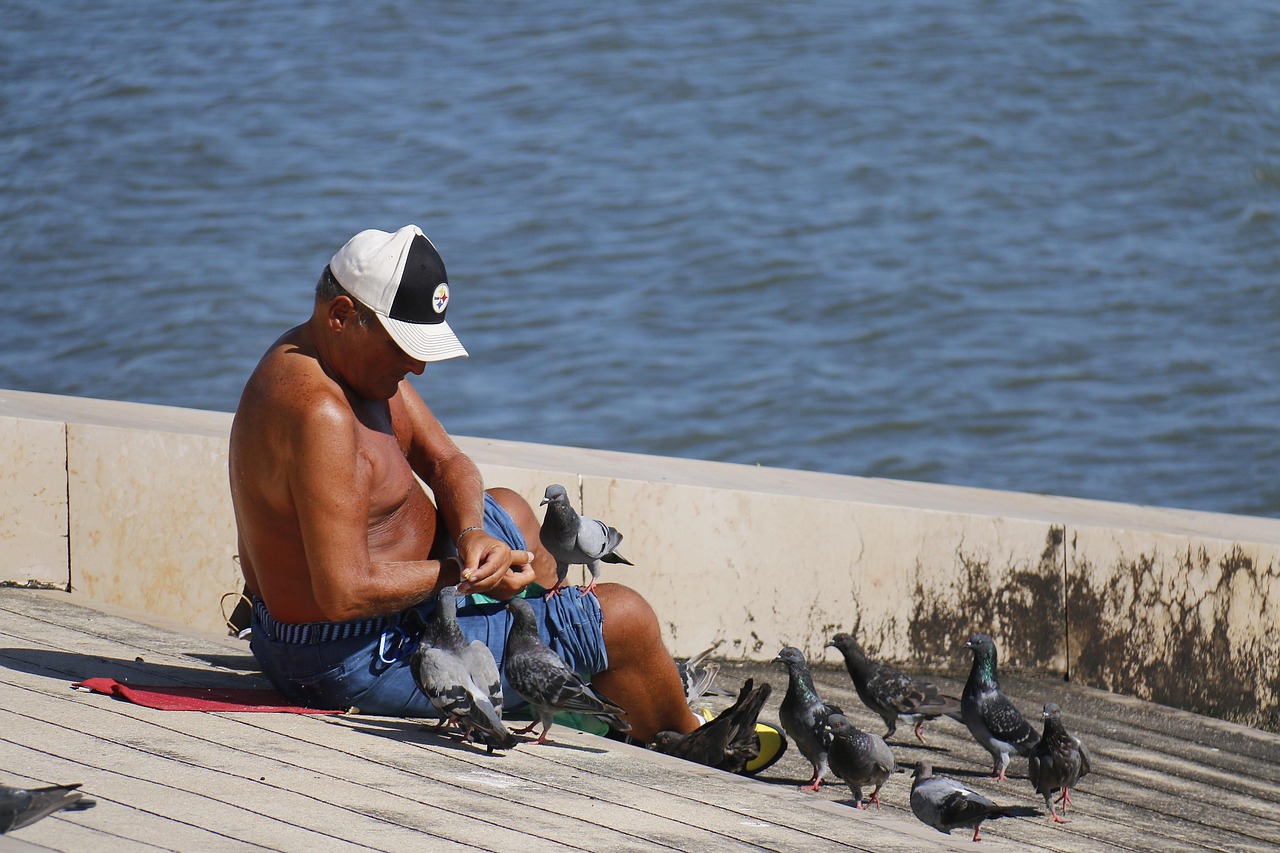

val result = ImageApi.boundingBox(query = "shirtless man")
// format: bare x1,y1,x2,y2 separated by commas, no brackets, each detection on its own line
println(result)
228,224,698,742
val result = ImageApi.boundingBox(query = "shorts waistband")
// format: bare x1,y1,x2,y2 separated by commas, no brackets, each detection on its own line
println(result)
251,596,391,645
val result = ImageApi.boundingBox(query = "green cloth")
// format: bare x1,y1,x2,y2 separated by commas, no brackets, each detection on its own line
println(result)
465,582,547,606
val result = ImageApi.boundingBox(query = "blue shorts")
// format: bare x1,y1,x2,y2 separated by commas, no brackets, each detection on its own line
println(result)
249,494,608,717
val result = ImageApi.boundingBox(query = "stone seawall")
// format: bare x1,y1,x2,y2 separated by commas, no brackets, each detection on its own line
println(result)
3,387,1277,727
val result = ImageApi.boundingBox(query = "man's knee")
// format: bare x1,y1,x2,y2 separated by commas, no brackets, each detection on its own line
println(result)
486,487,536,533
593,583,662,643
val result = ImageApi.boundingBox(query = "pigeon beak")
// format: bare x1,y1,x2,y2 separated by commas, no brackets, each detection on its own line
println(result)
539,498,550,506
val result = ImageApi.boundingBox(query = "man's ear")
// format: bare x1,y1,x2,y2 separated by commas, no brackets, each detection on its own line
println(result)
326,295,357,332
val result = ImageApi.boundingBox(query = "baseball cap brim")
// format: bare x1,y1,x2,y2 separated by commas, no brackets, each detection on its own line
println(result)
377,313,468,362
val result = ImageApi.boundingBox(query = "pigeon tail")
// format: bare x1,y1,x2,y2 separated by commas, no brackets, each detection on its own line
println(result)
0,783,97,834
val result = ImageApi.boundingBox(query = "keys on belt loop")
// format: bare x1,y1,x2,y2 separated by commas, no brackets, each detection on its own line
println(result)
378,623,415,664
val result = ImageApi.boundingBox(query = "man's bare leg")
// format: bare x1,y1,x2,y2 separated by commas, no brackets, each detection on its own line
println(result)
591,582,702,742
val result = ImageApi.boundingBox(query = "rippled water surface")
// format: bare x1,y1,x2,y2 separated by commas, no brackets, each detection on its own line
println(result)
3,1,1279,517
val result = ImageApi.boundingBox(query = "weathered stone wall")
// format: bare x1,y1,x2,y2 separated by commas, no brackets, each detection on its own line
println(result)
1067,531,1280,726
2,387,1277,727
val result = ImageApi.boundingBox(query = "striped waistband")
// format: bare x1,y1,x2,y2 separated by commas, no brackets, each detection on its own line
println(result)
251,597,392,645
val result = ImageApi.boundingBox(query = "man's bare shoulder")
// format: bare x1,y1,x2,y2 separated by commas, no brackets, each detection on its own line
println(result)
234,327,356,442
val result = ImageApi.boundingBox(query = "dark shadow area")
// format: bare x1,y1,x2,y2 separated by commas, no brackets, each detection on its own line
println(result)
921,763,1021,782
184,651,261,672
882,739,951,753
335,715,612,756
0,647,271,690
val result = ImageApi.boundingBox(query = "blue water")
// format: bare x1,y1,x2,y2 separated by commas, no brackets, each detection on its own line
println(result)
3,1,1278,517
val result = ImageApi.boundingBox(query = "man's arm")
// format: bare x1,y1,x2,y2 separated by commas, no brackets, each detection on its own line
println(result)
288,394,462,620
396,381,534,597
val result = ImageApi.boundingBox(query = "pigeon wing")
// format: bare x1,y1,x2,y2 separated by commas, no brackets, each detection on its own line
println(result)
461,639,503,711
938,787,999,830
868,666,916,716
577,516,630,564
982,692,1040,754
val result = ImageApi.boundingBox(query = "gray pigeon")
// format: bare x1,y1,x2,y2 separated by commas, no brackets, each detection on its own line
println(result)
910,761,1041,842
539,484,633,596
823,713,897,809
651,678,773,773
425,585,505,715
774,646,843,791
503,597,630,743
828,632,961,742
960,634,1040,780
1028,703,1092,823
0,782,96,834
410,587,515,752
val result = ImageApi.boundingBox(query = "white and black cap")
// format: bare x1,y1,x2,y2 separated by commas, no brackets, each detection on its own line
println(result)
328,224,468,362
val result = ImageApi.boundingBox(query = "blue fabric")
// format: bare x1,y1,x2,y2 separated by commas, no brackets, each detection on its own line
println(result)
249,493,608,717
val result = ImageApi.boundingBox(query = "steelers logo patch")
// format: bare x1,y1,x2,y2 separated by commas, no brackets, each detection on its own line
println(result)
432,283,450,314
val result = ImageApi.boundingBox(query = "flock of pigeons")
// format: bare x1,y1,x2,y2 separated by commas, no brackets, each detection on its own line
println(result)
768,632,1093,842
527,483,1096,843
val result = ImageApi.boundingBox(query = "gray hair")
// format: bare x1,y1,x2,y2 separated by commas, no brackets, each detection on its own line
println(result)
315,265,377,327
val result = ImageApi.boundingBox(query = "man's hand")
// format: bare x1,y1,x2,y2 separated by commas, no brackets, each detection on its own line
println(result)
455,531,536,598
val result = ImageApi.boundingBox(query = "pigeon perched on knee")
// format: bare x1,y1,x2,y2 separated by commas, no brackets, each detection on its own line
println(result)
1028,702,1092,822
822,713,897,809
774,646,842,791
960,634,1039,780
828,632,961,742
0,783,96,834
911,761,1041,842
503,597,630,743
539,484,633,597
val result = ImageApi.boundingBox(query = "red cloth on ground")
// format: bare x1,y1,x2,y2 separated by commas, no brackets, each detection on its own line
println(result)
72,677,343,714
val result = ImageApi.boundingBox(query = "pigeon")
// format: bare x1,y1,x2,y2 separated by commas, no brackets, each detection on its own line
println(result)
676,642,735,703
503,597,630,743
1028,702,1092,823
774,646,843,791
823,713,897,808
828,632,962,743
651,678,773,773
960,634,1040,780
910,762,1041,842
539,484,633,596
0,782,96,834
410,586,516,752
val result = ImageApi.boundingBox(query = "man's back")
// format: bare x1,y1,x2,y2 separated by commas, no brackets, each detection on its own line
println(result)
228,323,438,623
